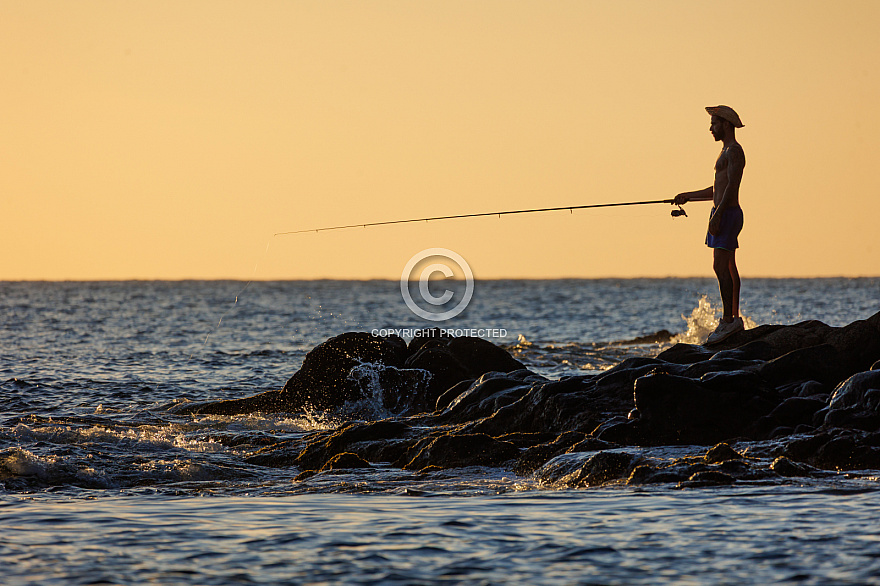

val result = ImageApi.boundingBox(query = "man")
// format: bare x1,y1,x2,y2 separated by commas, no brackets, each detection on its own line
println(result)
674,105,746,344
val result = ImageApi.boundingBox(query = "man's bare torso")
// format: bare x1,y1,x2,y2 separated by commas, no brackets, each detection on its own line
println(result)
713,142,745,208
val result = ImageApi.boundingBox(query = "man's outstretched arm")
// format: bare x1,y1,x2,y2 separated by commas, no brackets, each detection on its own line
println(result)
673,186,713,205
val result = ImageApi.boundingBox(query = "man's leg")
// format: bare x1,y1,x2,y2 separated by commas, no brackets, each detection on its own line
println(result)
713,248,736,322
728,251,740,319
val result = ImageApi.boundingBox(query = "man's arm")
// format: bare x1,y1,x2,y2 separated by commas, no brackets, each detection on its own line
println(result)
673,186,713,205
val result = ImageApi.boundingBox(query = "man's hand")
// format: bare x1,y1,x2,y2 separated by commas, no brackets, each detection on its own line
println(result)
673,193,689,205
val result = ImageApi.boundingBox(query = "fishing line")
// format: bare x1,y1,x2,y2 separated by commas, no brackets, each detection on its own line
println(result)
187,237,273,363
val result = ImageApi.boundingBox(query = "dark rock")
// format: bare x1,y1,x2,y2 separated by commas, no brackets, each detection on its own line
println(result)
627,456,770,486
320,452,372,471
189,331,528,417
283,332,409,409
627,464,687,485
680,470,736,487
495,432,556,448
465,375,619,438
681,357,764,379
797,380,827,398
709,321,833,356
757,344,849,388
828,371,880,411
566,437,618,454
711,340,775,361
293,420,413,470
600,370,776,445
441,371,536,423
193,332,408,415
401,433,519,470
704,442,743,463
655,343,715,364
187,311,880,480
294,469,319,481
513,431,587,475
823,371,880,432
770,426,795,439
347,362,433,415
535,451,640,487
781,432,833,462
615,330,674,345
826,319,880,375
405,333,526,399
770,456,815,478
782,429,880,471
435,379,475,412
702,324,787,351
769,396,828,428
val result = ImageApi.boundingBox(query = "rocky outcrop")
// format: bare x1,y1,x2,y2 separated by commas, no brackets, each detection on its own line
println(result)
183,330,526,416
185,310,880,480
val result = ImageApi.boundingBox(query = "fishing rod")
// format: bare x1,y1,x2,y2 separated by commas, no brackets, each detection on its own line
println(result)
275,198,687,236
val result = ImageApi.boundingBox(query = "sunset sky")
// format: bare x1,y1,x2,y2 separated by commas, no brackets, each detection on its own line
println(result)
3,1,879,280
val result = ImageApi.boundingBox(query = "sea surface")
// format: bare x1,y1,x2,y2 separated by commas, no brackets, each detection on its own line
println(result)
2,278,879,584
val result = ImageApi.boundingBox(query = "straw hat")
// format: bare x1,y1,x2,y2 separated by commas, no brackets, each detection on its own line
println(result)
705,105,744,128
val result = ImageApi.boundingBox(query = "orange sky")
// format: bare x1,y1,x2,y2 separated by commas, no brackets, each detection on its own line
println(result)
3,1,879,280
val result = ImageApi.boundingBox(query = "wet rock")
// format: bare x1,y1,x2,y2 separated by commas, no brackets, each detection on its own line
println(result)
435,379,475,412
615,330,674,345
320,452,372,471
770,456,816,478
823,371,880,431
281,332,409,409
566,436,618,454
826,319,880,375
190,331,526,417
679,470,736,487
627,454,772,486
796,380,827,398
405,333,526,399
627,464,687,485
782,429,880,471
401,433,519,470
600,370,776,446
495,432,556,449
704,442,743,464
708,320,833,356
193,332,408,415
768,396,828,429
828,371,880,411
441,371,538,424
459,377,589,437
757,344,849,388
535,451,640,488
347,362,433,415
293,420,413,470
513,431,587,475
655,343,715,364
194,310,880,480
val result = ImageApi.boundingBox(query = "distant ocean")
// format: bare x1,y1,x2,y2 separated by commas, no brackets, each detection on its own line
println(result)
2,278,879,584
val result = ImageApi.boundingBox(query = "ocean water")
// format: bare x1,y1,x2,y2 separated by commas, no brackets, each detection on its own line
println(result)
2,278,879,584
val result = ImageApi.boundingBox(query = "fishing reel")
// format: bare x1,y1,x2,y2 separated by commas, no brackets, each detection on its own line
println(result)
671,204,687,218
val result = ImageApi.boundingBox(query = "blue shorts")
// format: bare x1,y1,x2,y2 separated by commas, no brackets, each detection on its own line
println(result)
705,206,743,251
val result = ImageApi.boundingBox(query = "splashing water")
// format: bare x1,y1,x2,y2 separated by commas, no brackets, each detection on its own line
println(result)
672,295,757,344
